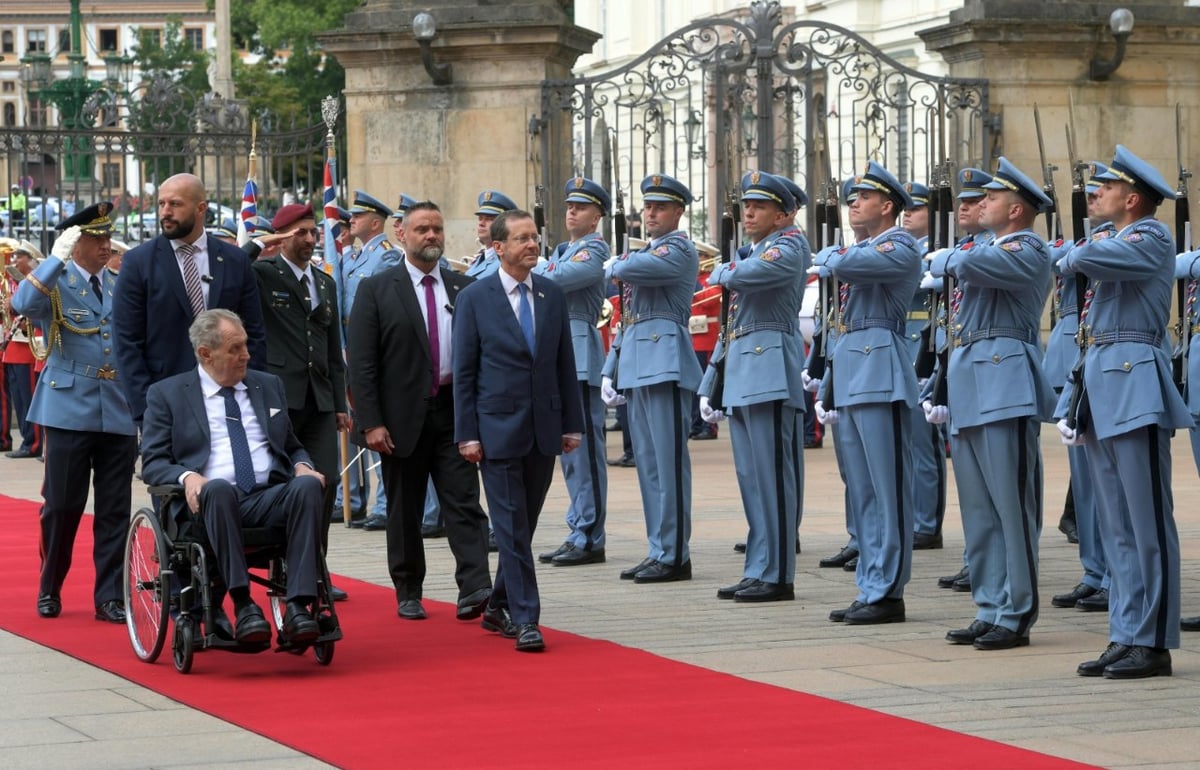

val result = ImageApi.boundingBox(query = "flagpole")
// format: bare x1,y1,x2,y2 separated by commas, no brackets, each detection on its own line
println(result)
237,121,259,247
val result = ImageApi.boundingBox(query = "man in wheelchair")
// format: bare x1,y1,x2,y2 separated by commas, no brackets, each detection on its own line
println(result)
140,308,325,645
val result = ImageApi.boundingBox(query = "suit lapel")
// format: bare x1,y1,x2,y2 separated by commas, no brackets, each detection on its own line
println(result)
205,236,227,310
181,372,211,456
393,267,432,361
488,274,531,357
530,275,552,359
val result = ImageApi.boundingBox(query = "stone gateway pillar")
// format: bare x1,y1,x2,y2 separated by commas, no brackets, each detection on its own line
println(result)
320,1,600,257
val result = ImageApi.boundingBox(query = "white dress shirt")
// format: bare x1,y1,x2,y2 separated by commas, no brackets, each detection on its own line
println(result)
282,255,319,311
195,366,272,488
497,267,535,328
405,258,453,385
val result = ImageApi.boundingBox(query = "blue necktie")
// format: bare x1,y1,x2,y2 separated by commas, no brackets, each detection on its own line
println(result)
517,283,535,354
219,386,257,493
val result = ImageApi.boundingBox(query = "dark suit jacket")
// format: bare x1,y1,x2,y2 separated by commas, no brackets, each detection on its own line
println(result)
251,256,346,414
114,234,267,420
453,272,584,459
347,263,472,457
140,368,311,488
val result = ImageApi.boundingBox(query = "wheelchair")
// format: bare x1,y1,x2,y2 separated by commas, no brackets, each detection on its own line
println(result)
123,484,342,673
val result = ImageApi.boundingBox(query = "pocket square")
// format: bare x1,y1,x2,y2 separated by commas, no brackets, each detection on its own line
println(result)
269,408,281,418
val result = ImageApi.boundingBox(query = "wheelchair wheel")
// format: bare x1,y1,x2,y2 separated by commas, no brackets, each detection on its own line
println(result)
313,641,335,666
124,508,170,663
173,615,195,674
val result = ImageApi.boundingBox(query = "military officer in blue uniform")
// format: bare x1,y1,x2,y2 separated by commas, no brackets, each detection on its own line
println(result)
1048,164,1114,614
602,173,702,583
699,171,808,602
465,190,518,280
925,157,1056,650
336,190,402,529
1177,243,1200,633
532,177,611,566
1058,146,1191,678
815,162,920,624
14,204,138,623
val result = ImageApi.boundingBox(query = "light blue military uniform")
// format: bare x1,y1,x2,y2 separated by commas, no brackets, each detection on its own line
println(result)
603,174,702,571
1177,248,1200,475
1057,146,1191,653
465,190,517,280
822,162,921,608
533,178,610,552
930,157,1056,638
699,171,809,589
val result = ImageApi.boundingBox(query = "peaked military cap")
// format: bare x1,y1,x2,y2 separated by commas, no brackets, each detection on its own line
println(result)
249,215,275,235
335,206,351,225
841,176,859,205
640,173,693,205
393,193,418,218
206,223,238,240
349,190,393,218
57,201,114,236
903,181,929,208
1094,145,1176,205
739,170,795,212
475,190,518,216
563,176,611,214
1085,161,1108,194
956,168,993,200
851,161,913,209
780,177,808,211
983,157,1053,212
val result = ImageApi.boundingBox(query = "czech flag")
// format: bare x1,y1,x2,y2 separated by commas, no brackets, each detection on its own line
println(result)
236,176,259,247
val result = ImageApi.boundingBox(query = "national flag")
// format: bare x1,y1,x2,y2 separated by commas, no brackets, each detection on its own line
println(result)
322,155,342,260
236,176,259,247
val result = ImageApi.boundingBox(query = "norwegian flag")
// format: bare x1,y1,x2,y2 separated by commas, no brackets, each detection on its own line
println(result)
236,175,259,247
322,155,342,259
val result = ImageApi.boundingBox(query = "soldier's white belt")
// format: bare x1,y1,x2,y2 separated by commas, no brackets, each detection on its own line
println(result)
1088,330,1162,347
839,318,904,335
65,360,118,380
954,327,1037,347
727,320,796,340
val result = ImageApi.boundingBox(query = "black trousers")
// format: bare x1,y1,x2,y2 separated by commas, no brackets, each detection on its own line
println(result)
288,385,337,544
380,389,491,603
39,427,137,605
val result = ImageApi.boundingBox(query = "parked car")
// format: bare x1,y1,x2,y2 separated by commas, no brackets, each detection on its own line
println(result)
0,196,62,235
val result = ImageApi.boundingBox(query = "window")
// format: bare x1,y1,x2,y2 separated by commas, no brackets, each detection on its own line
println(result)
1,31,13,54
28,97,47,127
102,162,122,191
1,82,13,94
27,29,47,53
99,28,118,53
58,29,71,55
141,28,161,50
2,102,15,128
184,27,204,50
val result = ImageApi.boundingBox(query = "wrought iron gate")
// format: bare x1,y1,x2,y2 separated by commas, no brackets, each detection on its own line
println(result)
539,0,989,246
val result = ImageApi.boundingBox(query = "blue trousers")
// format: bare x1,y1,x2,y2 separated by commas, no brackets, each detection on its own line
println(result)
561,382,607,549
1066,444,1108,589
830,420,856,550
628,382,692,565
481,453,556,625
4,362,40,453
730,401,799,584
910,405,946,535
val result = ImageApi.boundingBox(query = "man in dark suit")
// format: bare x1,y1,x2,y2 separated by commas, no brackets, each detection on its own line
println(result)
113,173,267,421
347,201,492,622
454,209,585,652
140,309,325,645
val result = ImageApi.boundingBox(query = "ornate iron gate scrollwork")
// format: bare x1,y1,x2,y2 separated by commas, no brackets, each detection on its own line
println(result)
539,0,989,246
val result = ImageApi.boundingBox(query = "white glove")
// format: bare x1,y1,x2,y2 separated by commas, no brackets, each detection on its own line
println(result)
51,225,82,261
603,255,620,270
1057,418,1086,446
814,401,839,425
922,400,949,425
800,368,820,393
699,396,726,424
806,264,823,276
601,376,626,407
919,271,939,290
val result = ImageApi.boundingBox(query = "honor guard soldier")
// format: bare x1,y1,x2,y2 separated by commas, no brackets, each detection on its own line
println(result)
465,190,518,279
815,162,921,624
601,173,702,583
13,204,138,623
391,193,418,246
699,171,809,602
926,157,1057,650
335,190,402,529
535,177,610,566
1048,164,1114,614
1058,146,1191,678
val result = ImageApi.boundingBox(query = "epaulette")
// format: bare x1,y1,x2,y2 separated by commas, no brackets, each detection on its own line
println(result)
381,240,393,250
876,228,918,250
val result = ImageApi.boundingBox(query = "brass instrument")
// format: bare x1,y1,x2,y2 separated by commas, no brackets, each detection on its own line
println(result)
596,298,614,328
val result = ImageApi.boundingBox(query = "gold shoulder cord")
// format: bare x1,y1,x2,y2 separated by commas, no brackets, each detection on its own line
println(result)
29,288,99,362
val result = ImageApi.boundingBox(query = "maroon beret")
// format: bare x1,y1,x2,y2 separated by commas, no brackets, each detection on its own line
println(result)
271,202,314,232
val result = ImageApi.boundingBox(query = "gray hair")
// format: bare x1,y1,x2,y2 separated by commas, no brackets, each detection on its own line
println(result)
188,308,243,354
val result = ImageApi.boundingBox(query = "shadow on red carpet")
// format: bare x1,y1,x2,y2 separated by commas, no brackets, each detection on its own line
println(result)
0,494,1096,769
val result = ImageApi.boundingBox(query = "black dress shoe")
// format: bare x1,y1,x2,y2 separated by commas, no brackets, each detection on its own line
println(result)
515,623,545,652
620,557,655,580
347,518,366,529
1103,646,1171,679
1051,582,1097,608
552,545,605,566
633,560,692,583
733,542,747,553
420,524,447,538
95,600,126,624
829,600,864,623
607,453,635,467
951,573,971,592
37,593,61,618
818,545,858,568
361,514,387,531
1058,517,1079,544
1182,616,1200,631
946,619,994,645
1075,588,1109,612
804,438,822,449
912,532,943,550
842,556,858,572
456,587,491,620
397,599,427,620
717,577,758,600
1077,642,1132,677
481,605,516,638
973,625,1029,650
690,428,717,440
5,447,34,459
539,542,571,563
234,602,271,644
844,598,905,624
734,581,794,603
209,607,235,640
937,565,969,589
328,584,348,602
283,601,320,643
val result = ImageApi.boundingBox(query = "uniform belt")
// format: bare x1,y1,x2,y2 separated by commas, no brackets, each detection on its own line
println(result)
955,327,1037,347
66,360,118,380
568,311,596,323
1088,330,1163,347
838,318,904,335
626,312,682,326
727,320,796,341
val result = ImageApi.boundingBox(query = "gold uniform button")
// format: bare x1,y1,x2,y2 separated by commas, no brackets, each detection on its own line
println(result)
102,332,109,339
104,348,111,354
754,346,763,354
100,318,108,325
992,354,1000,363
50,380,56,387
1123,361,1131,370
651,334,660,341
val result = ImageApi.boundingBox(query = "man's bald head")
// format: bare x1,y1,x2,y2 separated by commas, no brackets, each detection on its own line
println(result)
158,173,209,242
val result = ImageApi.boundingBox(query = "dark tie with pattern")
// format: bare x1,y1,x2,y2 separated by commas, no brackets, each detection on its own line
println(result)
518,283,535,353
422,275,440,395
89,274,102,302
219,386,257,493
300,274,312,311
177,242,205,317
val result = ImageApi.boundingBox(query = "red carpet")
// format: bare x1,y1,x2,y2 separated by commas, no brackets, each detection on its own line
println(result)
0,494,1095,769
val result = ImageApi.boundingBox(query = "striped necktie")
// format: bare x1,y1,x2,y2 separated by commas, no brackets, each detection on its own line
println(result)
177,242,205,317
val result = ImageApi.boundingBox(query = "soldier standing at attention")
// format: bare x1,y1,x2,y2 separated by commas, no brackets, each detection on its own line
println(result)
465,191,518,280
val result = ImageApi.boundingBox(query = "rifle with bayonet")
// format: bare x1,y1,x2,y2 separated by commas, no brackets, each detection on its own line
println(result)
1064,96,1091,432
808,104,837,383
914,158,939,381
925,93,953,408
1173,103,1193,396
708,191,739,411
609,133,627,390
